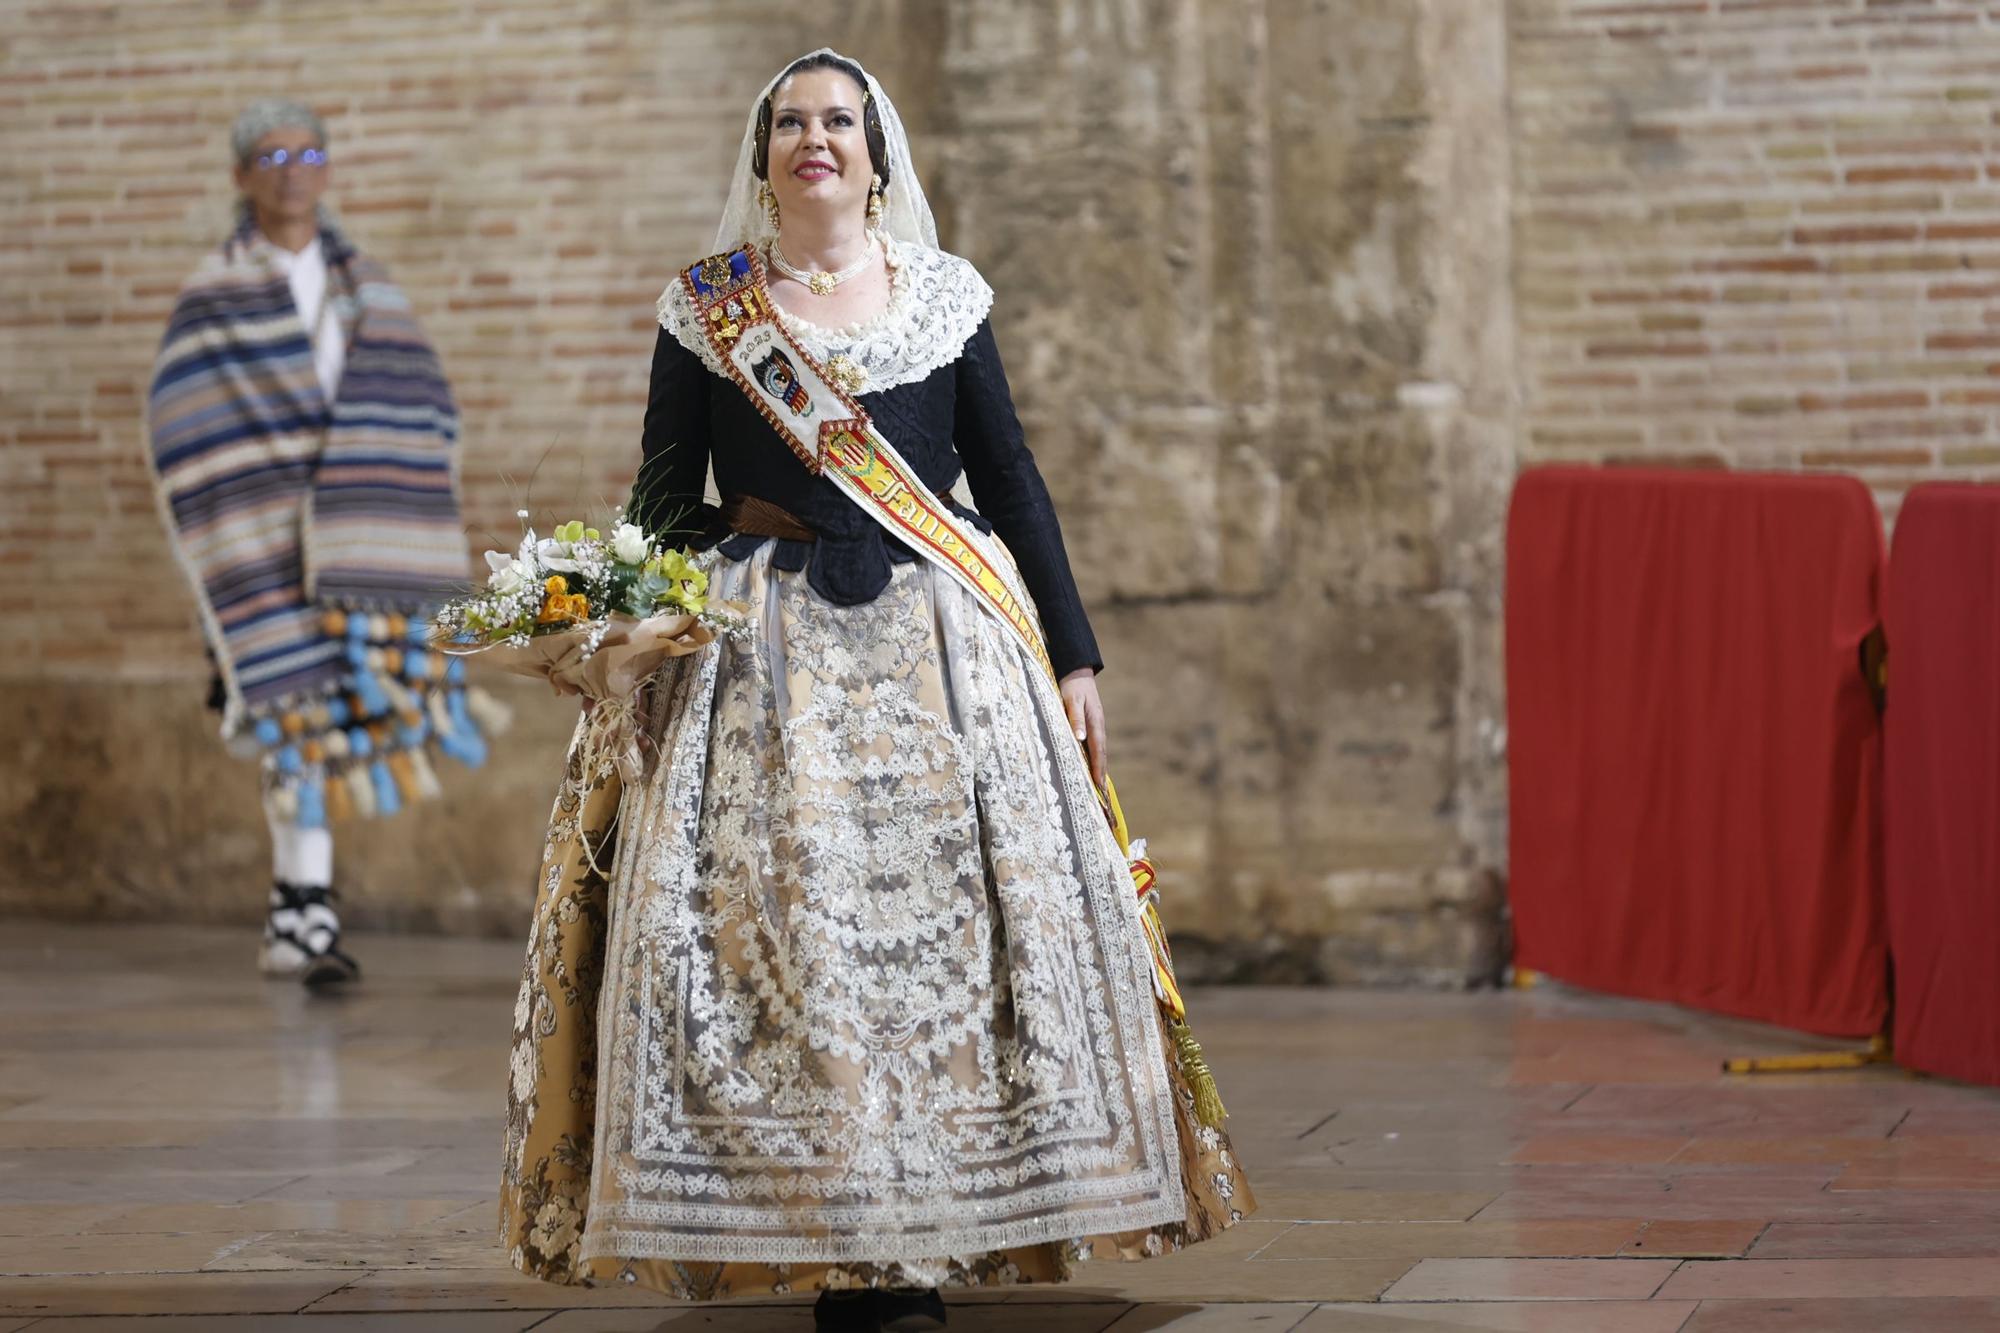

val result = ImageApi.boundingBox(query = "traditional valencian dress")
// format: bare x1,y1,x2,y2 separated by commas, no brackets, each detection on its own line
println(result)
501,51,1251,1299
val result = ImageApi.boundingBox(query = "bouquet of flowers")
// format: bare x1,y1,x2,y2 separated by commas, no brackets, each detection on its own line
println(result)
433,515,739,704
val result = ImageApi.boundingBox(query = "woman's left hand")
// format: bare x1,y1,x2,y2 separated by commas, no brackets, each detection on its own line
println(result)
1059,667,1108,790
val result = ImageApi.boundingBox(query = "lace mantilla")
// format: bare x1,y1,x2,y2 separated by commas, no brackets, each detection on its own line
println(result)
656,238,995,395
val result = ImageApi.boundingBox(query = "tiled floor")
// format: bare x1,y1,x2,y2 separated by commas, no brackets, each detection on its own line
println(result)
5,921,2000,1331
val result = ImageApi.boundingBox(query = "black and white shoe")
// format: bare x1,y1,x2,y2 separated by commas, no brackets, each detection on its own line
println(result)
259,882,360,989
258,880,310,977
875,1288,946,1332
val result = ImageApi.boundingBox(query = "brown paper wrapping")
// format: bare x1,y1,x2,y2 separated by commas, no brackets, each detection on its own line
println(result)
484,612,716,702
446,612,726,790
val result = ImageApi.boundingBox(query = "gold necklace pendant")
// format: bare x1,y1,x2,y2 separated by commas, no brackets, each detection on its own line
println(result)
826,354,867,395
769,238,875,296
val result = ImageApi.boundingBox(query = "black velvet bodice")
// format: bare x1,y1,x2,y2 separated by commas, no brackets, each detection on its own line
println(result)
629,318,1102,678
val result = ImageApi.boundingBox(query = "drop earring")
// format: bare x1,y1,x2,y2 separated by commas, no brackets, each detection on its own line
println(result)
758,180,780,232
866,174,885,232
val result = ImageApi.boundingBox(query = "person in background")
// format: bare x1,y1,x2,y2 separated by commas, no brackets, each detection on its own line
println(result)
145,99,500,989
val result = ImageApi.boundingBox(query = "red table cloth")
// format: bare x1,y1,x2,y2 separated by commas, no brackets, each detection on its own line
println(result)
1886,483,2000,1085
1507,467,1888,1037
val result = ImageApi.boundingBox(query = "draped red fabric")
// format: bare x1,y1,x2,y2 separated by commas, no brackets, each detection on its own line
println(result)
1886,484,2000,1086
1506,468,1888,1038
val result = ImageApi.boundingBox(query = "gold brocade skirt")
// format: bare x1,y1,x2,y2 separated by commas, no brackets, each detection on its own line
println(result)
500,545,1253,1301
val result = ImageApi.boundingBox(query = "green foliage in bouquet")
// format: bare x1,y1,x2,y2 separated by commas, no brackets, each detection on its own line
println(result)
433,516,714,650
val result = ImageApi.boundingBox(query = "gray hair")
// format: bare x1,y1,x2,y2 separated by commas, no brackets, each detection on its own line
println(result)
230,98,326,166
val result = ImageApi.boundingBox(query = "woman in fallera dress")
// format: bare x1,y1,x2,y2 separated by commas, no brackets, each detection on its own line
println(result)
500,50,1252,1332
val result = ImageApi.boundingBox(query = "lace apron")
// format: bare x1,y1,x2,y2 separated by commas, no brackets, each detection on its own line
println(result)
501,532,1254,1298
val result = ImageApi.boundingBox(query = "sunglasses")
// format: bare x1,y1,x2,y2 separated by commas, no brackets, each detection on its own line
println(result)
249,147,328,173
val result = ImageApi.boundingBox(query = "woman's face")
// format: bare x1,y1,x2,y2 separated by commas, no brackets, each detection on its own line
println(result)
765,68,872,230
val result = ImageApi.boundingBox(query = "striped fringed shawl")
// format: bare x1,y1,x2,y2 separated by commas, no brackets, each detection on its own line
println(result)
147,218,467,721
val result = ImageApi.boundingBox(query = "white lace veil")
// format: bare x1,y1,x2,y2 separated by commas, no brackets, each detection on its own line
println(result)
712,48,937,253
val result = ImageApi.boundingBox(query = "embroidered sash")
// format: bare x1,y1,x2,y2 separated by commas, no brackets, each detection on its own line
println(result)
679,246,1053,680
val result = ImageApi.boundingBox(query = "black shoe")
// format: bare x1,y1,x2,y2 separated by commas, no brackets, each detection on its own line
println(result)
301,944,361,990
293,885,360,990
874,1287,946,1333
814,1288,879,1332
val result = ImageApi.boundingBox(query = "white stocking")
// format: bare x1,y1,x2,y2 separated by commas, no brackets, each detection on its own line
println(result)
266,808,334,889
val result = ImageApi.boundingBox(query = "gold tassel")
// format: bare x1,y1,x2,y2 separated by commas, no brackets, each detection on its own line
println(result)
324,769,354,822
1169,1017,1227,1129
387,750,419,802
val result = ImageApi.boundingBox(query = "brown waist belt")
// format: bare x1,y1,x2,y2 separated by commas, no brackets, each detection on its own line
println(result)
720,494,817,542
720,491,962,544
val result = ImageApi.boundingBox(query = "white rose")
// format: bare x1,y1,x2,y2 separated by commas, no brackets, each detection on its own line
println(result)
611,522,650,565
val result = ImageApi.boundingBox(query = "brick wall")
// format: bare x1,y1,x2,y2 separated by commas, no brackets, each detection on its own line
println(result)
0,0,956,932
1,2,942,676
0,2,1519,984
27,0,1971,976
1513,0,2000,523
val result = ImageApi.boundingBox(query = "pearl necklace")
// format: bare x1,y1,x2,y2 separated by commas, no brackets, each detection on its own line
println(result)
768,236,876,296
